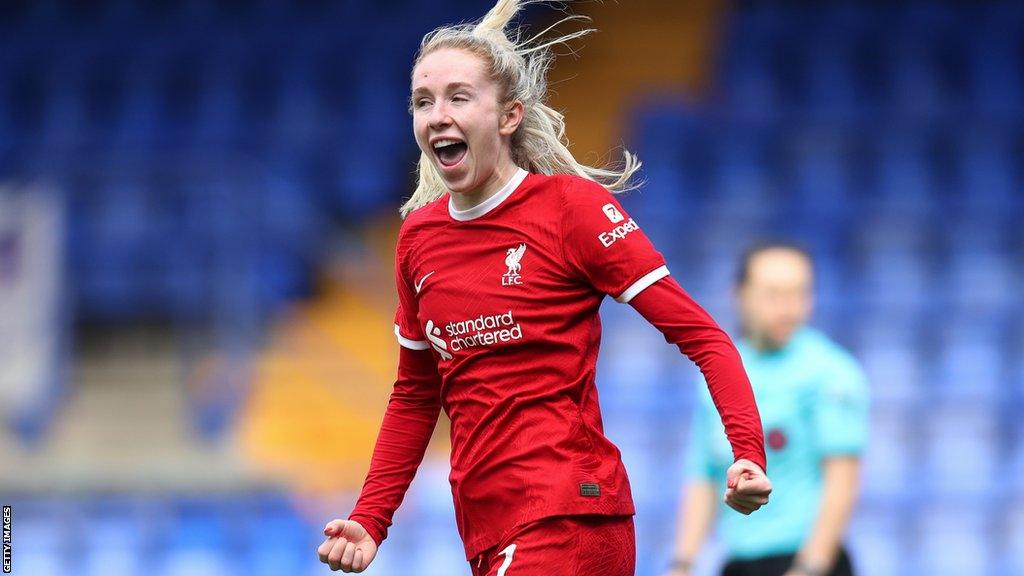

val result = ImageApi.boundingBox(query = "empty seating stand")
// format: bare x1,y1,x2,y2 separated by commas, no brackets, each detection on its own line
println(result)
619,2,1024,574
1,1,1022,575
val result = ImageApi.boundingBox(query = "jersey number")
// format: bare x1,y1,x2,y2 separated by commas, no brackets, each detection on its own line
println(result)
496,543,517,576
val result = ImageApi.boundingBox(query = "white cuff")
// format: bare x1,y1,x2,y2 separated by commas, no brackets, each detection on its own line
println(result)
394,324,430,350
615,265,670,303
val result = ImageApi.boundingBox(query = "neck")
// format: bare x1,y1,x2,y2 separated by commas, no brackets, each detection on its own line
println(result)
449,159,518,212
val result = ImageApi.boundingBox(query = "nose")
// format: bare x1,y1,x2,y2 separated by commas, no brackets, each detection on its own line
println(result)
427,100,452,130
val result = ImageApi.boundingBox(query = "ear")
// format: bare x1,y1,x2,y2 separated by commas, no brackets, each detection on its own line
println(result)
498,100,524,136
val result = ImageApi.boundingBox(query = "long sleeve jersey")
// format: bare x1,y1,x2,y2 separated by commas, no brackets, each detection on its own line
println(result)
348,169,765,560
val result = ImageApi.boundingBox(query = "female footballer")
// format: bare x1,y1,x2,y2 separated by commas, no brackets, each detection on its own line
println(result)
317,1,772,574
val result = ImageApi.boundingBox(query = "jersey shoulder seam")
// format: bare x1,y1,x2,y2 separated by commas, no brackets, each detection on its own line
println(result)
556,174,577,278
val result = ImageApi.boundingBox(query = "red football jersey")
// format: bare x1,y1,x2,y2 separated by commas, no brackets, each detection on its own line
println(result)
349,169,765,561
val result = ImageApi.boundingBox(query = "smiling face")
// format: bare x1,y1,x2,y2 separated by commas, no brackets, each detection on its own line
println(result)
411,47,523,207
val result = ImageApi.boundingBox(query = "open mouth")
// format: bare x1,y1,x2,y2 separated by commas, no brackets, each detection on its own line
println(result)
432,138,468,168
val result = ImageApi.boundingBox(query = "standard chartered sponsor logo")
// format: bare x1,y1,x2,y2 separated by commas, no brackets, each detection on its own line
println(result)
424,310,524,357
425,320,453,360
598,218,640,248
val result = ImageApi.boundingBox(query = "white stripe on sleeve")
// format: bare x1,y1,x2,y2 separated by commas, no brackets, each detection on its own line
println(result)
615,265,670,303
394,324,430,350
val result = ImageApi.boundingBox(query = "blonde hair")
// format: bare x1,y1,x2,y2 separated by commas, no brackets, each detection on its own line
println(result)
400,0,642,217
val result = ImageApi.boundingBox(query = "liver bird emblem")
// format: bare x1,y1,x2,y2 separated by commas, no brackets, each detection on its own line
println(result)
505,243,526,276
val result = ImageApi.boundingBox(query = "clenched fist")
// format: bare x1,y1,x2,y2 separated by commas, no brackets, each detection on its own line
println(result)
317,519,378,572
724,459,772,515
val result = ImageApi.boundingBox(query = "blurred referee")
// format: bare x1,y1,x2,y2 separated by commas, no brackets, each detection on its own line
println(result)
665,243,870,576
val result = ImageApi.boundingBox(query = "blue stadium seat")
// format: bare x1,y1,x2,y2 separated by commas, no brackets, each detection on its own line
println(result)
858,251,930,314
1002,501,1024,575
958,127,1016,203
915,507,993,576
804,33,860,120
859,345,922,408
785,126,852,210
967,26,1023,118
860,410,913,500
158,549,231,576
847,506,908,576
872,128,933,206
922,404,999,498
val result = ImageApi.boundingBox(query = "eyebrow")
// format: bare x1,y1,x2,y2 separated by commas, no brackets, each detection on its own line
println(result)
411,81,476,96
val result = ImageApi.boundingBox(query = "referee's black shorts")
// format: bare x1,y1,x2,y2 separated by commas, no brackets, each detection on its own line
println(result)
721,547,854,576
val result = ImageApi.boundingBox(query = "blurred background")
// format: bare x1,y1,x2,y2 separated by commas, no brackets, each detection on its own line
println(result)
0,0,1022,574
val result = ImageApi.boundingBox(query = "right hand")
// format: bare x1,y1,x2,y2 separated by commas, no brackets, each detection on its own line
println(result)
317,519,378,573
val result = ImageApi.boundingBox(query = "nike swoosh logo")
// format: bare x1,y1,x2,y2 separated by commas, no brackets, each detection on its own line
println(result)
414,271,435,293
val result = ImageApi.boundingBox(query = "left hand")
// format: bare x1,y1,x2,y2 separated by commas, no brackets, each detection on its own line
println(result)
724,458,772,515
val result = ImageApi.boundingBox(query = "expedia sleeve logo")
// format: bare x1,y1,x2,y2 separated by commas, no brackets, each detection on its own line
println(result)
602,203,624,223
598,218,640,248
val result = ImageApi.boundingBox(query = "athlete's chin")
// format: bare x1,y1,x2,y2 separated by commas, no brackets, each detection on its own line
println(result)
768,328,797,348
438,163,477,194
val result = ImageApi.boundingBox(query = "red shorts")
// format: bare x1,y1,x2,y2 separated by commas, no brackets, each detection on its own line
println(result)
469,514,636,576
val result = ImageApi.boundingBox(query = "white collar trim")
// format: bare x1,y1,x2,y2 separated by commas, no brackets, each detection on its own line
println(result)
448,167,528,222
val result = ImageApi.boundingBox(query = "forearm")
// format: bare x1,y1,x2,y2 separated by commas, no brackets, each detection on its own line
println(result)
671,480,717,567
631,276,767,471
348,347,442,546
796,457,861,570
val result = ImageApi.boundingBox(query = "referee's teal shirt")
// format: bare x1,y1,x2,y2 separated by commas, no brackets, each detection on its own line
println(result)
685,326,870,560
